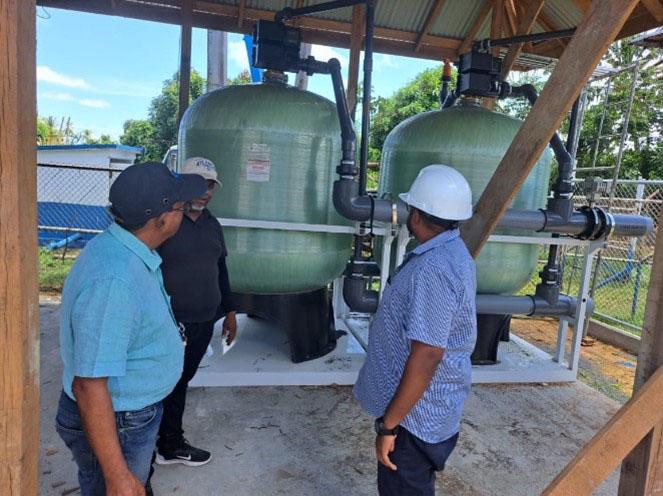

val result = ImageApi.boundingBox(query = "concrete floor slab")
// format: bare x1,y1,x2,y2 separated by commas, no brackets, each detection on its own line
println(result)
39,302,622,495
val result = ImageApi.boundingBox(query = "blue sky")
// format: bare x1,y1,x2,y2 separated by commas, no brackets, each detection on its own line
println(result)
36,7,441,140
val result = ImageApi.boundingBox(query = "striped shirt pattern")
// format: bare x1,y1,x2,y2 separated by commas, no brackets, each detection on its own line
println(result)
354,228,477,443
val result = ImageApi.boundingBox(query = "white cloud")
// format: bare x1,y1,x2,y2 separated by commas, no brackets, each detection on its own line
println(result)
41,91,76,102
229,40,250,70
37,65,91,89
94,78,162,98
79,98,111,109
375,54,398,71
311,44,348,67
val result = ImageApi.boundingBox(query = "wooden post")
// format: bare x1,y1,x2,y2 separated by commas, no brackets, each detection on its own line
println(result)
618,209,663,495
347,4,364,120
0,0,40,494
178,0,193,125
461,0,641,257
207,30,227,92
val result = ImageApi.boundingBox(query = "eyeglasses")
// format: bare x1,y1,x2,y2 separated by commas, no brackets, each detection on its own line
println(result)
171,202,192,214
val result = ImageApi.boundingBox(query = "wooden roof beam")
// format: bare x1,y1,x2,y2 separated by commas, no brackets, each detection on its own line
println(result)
501,0,546,80
490,0,505,57
415,0,447,52
504,0,518,37
458,1,492,54
640,0,663,22
237,0,246,28
461,0,641,257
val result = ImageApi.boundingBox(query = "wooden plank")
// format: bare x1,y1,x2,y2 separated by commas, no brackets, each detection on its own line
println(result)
504,0,518,37
458,1,493,54
640,0,663,22
0,0,39,494
415,0,447,52
573,0,591,14
178,0,193,124
237,0,246,28
500,0,545,79
347,4,364,120
460,0,640,257
542,367,663,495
490,0,505,57
618,205,663,495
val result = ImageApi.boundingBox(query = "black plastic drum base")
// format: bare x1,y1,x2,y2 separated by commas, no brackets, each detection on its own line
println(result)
231,287,337,363
471,314,512,365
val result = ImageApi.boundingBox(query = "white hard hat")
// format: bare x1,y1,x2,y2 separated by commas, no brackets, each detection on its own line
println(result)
181,157,222,188
399,165,473,221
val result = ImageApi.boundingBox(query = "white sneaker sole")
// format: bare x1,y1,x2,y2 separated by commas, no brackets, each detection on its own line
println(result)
155,453,212,467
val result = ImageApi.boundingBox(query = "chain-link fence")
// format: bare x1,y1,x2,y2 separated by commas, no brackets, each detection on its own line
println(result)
37,163,121,248
521,179,662,336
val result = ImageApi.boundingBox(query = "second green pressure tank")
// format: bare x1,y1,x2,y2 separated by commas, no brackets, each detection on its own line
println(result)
379,99,553,295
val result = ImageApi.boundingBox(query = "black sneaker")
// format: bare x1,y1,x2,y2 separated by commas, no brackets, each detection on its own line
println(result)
155,439,212,467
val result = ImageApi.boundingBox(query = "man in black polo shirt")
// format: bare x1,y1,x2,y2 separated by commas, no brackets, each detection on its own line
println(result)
155,157,237,467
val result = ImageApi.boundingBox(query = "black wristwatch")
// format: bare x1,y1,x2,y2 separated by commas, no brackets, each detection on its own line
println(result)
374,416,399,436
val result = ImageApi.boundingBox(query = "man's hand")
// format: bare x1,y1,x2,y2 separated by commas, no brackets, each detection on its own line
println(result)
222,311,237,345
376,434,397,471
106,470,146,496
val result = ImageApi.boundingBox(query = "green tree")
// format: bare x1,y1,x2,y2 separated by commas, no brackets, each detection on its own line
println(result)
120,69,205,162
226,69,252,86
369,66,446,162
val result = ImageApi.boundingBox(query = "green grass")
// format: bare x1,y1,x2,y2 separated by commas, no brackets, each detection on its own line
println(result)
39,248,78,293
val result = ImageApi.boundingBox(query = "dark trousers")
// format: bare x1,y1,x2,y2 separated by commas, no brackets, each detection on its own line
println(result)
378,428,459,496
157,320,214,449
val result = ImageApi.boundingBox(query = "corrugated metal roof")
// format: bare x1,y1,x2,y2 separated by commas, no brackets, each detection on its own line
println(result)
429,0,485,39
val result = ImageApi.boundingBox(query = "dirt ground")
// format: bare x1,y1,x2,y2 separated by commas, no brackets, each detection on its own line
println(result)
511,317,638,402
40,301,631,495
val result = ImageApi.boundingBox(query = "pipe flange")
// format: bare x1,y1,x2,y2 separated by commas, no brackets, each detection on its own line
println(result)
577,206,600,240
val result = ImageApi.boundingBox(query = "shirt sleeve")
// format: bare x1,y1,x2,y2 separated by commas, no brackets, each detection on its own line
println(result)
70,277,138,378
404,263,460,350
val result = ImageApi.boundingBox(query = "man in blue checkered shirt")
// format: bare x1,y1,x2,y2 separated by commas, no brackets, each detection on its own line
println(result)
354,165,477,495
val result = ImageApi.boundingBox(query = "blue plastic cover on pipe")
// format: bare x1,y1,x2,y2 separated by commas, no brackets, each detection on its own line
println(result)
243,35,264,83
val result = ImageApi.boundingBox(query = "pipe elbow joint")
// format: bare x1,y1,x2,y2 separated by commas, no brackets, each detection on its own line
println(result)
333,179,370,222
343,275,379,314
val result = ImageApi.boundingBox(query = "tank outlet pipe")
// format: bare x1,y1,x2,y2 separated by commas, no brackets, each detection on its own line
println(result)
500,209,653,239
439,60,453,108
507,84,575,211
476,294,592,318
343,273,379,314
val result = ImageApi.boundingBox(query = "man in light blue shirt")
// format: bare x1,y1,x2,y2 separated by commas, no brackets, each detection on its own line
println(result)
354,165,477,496
56,162,206,496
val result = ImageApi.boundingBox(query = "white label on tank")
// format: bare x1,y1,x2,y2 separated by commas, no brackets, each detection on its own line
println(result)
246,143,271,182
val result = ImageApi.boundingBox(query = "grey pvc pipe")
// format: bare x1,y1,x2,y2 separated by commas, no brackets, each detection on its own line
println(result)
499,209,652,238
476,294,591,317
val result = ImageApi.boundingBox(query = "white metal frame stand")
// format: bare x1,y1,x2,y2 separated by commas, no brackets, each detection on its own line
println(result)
218,217,603,384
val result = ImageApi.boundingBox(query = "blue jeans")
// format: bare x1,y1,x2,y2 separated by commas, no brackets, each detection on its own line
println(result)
378,428,459,496
55,391,162,496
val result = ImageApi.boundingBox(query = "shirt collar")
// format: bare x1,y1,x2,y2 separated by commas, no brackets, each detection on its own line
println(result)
108,222,162,272
412,228,460,256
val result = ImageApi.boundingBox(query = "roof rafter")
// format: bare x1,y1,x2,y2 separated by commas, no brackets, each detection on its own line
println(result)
458,1,492,54
415,0,447,52
640,0,663,22
501,0,546,79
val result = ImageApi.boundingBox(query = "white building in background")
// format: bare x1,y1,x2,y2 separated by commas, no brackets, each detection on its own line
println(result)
38,143,143,169
37,144,143,240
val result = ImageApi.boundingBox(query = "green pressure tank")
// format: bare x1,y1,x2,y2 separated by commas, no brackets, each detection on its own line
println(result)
178,81,352,294
379,99,552,295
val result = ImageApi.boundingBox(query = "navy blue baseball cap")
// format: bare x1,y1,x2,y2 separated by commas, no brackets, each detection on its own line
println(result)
109,162,207,227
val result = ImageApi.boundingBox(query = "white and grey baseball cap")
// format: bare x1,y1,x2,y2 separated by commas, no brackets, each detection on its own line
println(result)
181,157,222,188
